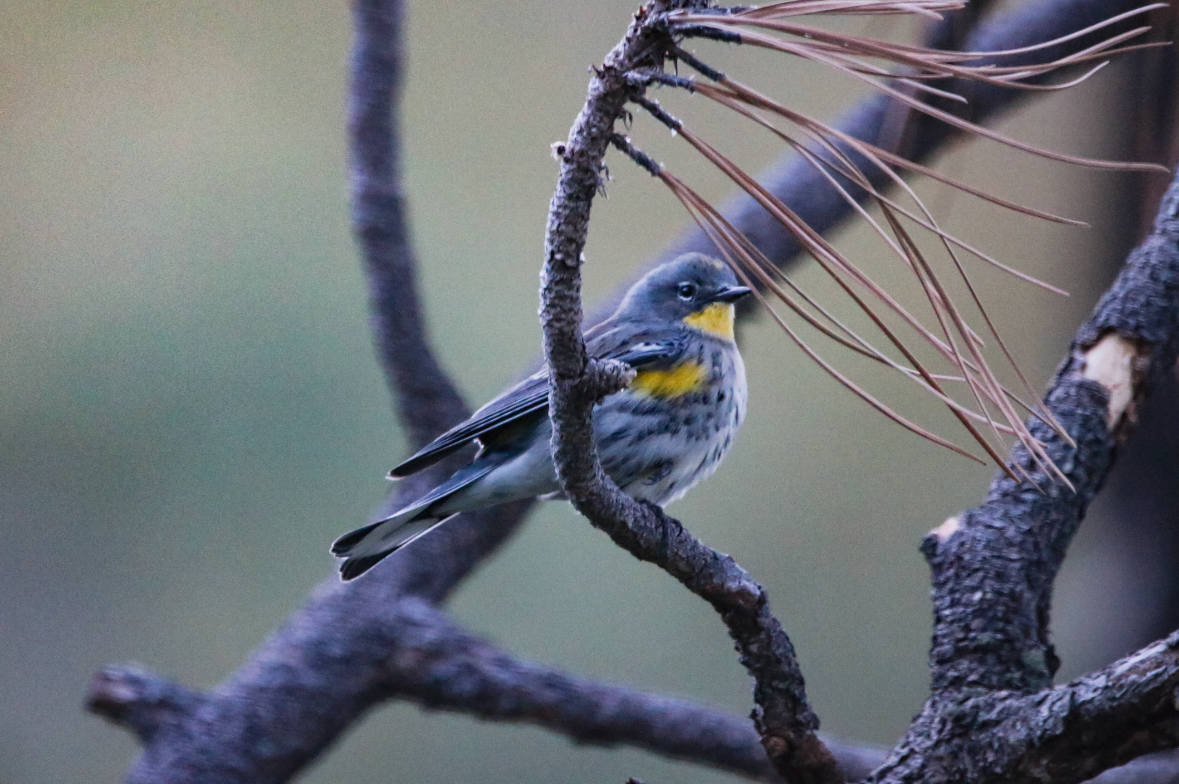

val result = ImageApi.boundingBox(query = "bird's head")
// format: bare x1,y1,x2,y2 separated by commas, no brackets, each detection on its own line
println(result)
614,253,751,341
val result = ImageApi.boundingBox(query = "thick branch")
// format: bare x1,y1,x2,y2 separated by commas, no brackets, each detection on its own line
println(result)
88,596,802,783
870,631,1179,784
863,168,1179,784
921,170,1179,694
1010,632,1179,783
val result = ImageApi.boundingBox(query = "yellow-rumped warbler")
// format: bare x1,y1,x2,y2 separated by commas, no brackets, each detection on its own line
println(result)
332,253,750,579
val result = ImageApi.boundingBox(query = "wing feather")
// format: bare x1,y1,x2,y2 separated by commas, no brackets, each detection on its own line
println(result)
388,333,680,478
389,372,549,477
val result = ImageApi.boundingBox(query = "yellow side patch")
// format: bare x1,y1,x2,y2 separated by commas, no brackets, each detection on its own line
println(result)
683,302,736,341
631,361,708,399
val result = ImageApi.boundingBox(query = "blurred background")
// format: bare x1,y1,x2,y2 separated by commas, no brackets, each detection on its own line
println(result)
2,1,1174,782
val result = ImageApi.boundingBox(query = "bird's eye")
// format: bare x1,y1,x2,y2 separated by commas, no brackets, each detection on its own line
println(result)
677,283,697,300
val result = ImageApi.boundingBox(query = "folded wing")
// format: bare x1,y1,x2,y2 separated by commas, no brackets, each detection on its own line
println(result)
388,337,680,478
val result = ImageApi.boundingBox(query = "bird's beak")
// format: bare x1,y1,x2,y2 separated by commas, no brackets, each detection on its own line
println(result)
712,285,752,303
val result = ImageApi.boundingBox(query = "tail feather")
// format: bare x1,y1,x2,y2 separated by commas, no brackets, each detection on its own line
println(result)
333,513,455,580
332,459,501,580
330,521,380,556
338,552,389,581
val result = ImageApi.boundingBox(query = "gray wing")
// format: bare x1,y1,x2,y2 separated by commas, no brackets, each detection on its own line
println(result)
388,328,680,478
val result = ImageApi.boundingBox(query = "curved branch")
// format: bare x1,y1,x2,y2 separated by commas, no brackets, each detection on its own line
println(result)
348,0,539,600
349,0,467,448
540,4,839,783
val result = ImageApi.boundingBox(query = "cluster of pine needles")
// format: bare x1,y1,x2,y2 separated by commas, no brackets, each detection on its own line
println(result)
610,0,1169,484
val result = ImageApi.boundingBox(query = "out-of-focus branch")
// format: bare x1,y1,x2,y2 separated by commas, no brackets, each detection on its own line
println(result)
345,0,532,601
1090,750,1179,784
867,167,1179,784
87,598,806,783
349,0,465,449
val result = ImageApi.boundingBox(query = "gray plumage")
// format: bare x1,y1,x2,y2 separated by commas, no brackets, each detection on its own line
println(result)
332,253,749,580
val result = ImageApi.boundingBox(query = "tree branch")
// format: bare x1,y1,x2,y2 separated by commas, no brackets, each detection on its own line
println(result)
540,3,841,783
348,0,536,600
87,587,887,783
1010,632,1179,783
866,164,1179,784
924,168,1179,695
349,0,466,449
871,632,1179,784
86,597,792,782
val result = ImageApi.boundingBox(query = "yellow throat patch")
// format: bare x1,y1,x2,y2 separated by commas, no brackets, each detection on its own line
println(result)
631,361,708,399
683,302,736,341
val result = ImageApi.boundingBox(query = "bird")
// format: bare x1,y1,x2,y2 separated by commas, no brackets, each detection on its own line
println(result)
332,252,751,580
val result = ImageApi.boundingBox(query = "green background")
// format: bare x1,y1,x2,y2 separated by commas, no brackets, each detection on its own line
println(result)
0,1,1159,782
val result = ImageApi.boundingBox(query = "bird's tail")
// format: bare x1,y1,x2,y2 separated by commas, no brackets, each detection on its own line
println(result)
331,460,498,580
331,512,452,580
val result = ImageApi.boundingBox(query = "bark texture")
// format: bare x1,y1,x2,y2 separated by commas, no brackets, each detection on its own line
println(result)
867,166,1179,784
540,3,840,782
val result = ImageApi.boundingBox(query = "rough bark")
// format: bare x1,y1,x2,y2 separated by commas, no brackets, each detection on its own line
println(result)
540,3,841,782
870,633,1179,784
867,161,1179,784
